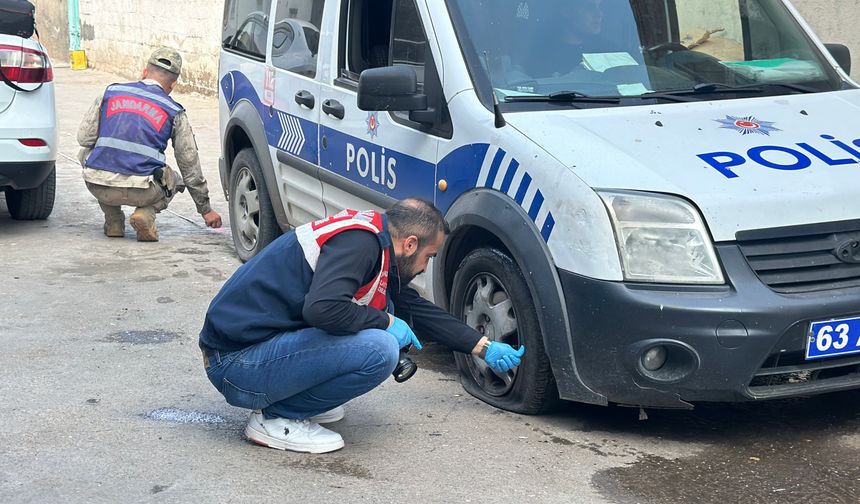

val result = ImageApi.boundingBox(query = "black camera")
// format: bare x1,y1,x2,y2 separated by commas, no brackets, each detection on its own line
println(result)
393,344,417,382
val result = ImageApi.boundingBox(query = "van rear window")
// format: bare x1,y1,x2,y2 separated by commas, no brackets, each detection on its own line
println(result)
223,0,272,59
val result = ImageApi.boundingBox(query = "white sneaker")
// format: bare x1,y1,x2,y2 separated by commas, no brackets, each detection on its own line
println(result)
245,410,345,454
309,405,345,424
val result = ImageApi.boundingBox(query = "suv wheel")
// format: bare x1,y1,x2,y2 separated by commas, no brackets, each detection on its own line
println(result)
451,247,560,414
229,149,279,262
5,165,56,220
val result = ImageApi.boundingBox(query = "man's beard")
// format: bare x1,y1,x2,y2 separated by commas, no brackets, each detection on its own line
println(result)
395,252,421,286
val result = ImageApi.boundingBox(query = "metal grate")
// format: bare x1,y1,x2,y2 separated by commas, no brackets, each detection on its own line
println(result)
737,220,860,294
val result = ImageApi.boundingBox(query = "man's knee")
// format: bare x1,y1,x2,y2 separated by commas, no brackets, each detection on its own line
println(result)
356,329,399,378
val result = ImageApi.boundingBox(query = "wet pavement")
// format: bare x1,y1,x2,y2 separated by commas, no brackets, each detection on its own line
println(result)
2,67,860,504
591,393,860,504
418,341,860,504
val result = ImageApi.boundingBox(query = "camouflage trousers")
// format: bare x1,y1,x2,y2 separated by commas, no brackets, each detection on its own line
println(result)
85,168,178,223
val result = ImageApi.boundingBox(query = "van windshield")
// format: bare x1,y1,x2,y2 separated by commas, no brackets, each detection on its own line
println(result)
447,0,845,106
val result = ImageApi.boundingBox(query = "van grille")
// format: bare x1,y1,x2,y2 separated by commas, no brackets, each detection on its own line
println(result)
748,352,860,398
736,220,860,294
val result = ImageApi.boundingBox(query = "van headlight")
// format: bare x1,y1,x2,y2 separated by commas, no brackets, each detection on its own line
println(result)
598,191,725,285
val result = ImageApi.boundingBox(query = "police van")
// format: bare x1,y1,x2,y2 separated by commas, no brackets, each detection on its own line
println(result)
218,0,860,413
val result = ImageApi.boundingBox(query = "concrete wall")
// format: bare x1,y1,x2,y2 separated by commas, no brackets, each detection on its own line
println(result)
30,0,223,93
76,0,222,93
792,0,860,76
32,0,69,64
28,1,860,94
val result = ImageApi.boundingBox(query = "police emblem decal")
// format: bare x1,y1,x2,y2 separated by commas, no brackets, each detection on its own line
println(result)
366,112,380,139
715,115,781,136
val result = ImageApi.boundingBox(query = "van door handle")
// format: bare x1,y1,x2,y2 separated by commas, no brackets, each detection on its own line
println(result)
322,99,345,120
295,90,315,109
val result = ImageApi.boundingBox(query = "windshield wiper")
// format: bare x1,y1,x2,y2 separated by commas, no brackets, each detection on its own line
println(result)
642,82,818,99
504,90,622,104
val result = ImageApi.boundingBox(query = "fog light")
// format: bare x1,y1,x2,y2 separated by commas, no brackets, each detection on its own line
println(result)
642,346,667,371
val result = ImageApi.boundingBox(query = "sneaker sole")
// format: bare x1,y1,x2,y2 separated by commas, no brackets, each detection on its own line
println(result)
244,424,345,454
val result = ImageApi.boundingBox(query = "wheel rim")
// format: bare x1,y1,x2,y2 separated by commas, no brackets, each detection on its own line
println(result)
462,272,520,397
232,166,260,252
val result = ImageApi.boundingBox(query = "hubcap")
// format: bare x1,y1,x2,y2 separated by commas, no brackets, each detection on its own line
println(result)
232,167,260,251
462,273,520,396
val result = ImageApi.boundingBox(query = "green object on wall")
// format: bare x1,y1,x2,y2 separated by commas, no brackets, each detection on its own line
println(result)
68,0,81,51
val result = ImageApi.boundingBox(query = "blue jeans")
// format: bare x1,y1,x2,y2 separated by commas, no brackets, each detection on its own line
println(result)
205,328,399,420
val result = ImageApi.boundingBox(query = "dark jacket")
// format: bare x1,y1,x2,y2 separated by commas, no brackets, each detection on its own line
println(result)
199,226,482,354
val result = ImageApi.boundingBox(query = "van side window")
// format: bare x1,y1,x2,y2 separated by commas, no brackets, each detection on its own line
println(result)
223,0,273,60
340,0,451,137
271,1,326,78
391,0,426,88
342,0,394,76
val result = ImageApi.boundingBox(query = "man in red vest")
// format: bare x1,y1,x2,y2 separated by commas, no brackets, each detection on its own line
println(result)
77,47,222,241
200,198,526,453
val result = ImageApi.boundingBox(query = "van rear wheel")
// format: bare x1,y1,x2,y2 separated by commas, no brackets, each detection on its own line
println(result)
229,149,279,262
451,247,560,414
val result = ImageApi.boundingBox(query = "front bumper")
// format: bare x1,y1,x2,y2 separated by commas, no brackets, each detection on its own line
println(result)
0,160,55,189
561,244,860,408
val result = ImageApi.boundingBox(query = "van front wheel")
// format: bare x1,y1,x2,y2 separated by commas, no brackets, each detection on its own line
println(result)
229,149,279,262
451,248,560,414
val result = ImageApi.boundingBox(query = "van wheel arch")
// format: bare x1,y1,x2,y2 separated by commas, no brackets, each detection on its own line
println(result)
222,100,290,231
434,189,607,407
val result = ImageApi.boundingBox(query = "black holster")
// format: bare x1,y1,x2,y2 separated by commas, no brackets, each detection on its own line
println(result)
152,167,173,199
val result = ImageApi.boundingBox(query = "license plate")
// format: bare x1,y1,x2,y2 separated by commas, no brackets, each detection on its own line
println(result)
807,316,860,360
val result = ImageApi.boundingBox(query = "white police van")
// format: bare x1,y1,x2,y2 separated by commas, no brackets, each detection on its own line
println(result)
219,0,860,413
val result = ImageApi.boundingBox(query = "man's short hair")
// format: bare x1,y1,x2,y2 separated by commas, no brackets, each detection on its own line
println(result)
146,63,179,85
386,198,449,245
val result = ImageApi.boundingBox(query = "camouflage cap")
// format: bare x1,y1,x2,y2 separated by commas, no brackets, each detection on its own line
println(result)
148,47,182,75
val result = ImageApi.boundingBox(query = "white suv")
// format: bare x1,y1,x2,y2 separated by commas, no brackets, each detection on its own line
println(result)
0,33,56,220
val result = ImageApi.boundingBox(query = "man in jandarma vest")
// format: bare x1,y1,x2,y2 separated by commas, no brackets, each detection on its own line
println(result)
200,198,526,453
77,47,222,241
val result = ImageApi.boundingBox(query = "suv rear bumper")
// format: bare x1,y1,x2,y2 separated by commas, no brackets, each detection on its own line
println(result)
562,244,860,408
0,160,55,189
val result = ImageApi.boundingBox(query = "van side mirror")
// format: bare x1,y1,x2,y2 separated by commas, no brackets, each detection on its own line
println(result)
357,66,428,112
825,43,851,74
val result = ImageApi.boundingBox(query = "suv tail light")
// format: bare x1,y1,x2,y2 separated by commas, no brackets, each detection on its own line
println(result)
0,44,53,84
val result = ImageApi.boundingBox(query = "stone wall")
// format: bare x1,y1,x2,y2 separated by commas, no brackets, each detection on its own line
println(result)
27,1,860,95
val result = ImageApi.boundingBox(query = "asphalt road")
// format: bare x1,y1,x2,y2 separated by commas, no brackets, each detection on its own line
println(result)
1,67,859,504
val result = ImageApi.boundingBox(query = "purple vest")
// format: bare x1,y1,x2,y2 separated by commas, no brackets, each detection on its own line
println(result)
85,81,184,177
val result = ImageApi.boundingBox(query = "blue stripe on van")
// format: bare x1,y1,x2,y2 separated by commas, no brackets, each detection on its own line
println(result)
499,159,519,194
485,148,506,187
528,191,544,220
514,173,532,205
221,71,318,164
541,214,556,241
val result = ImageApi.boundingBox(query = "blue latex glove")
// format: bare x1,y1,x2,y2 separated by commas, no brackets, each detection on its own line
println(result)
386,316,423,350
484,342,525,373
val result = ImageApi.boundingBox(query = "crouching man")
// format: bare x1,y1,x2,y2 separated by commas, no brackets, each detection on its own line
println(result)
199,198,526,453
77,47,221,241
